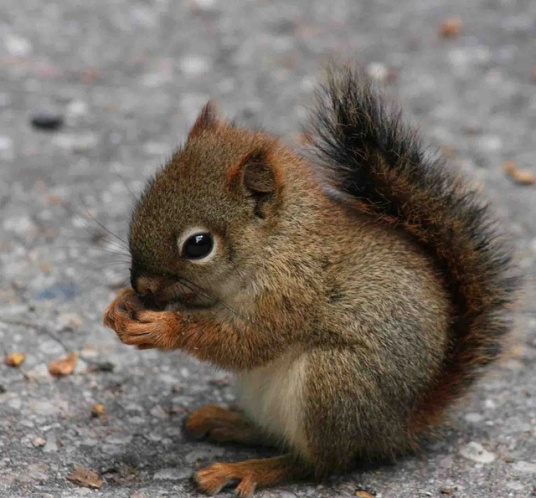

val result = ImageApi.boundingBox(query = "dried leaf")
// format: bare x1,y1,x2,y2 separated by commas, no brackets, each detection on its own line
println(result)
87,361,115,373
91,404,105,417
6,352,26,367
48,353,78,376
504,160,535,185
102,463,137,484
439,17,463,38
209,375,232,387
355,491,374,498
67,463,103,489
440,489,453,495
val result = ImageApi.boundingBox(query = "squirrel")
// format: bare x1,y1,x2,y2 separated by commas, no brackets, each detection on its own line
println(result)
103,65,517,496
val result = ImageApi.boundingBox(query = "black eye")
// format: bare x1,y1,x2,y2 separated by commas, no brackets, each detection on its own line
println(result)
182,233,214,260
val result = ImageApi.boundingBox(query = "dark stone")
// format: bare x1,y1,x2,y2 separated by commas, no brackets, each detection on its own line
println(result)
30,111,64,131
35,283,80,301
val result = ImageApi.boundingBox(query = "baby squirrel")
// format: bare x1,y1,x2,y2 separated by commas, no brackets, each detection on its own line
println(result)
103,66,516,496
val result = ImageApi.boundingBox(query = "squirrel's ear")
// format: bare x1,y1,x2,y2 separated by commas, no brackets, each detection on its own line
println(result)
187,101,220,140
229,146,283,219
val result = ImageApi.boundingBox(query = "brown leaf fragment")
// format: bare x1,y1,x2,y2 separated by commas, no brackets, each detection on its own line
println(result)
48,353,78,376
91,404,105,417
504,160,535,185
6,352,26,367
170,406,190,415
439,17,463,38
67,463,103,489
102,463,137,484
355,491,374,498
209,375,232,387
440,488,453,495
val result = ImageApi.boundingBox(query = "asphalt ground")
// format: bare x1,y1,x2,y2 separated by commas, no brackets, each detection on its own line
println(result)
0,1,535,497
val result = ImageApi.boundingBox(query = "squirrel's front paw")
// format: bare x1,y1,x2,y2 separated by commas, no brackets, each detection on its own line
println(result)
103,288,179,349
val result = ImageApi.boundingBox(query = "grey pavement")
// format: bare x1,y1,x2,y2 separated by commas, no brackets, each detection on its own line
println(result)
1,0,535,497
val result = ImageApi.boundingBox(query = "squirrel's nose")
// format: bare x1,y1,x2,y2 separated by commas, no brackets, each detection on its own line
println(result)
133,276,160,297
130,275,166,310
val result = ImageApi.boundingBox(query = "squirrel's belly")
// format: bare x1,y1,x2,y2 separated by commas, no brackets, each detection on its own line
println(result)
235,349,310,459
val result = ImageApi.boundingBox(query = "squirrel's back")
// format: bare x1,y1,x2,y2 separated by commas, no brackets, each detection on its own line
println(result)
306,66,518,435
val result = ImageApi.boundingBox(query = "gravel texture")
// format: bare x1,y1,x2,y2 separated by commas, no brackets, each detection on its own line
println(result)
1,1,535,497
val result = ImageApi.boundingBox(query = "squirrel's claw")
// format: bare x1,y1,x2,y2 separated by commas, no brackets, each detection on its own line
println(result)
193,455,306,497
102,287,179,349
194,462,255,497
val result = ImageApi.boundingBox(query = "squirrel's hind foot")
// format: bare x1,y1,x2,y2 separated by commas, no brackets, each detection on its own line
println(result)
193,455,308,497
184,404,265,446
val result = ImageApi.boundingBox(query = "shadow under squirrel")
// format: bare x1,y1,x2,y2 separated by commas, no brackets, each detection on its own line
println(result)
103,66,517,496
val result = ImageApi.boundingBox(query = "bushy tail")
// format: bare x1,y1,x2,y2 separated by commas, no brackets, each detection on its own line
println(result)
306,66,518,433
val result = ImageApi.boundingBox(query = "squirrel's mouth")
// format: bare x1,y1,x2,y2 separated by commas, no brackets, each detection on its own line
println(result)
163,292,216,311
133,275,217,311
139,292,216,312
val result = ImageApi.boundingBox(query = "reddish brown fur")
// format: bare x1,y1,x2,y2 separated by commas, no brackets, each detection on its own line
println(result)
185,404,264,445
187,101,221,140
103,67,516,496
194,456,308,497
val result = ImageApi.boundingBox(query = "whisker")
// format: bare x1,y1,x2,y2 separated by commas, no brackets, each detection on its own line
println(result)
111,162,140,204
177,276,244,320
68,217,129,256
77,260,130,270
81,212,128,247
53,244,131,258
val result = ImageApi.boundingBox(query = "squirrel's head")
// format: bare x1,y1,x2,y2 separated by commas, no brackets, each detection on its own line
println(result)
128,102,298,310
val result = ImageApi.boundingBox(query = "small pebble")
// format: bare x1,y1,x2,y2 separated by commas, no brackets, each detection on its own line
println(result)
0,135,13,152
150,405,168,419
506,481,524,491
36,283,80,301
513,461,536,474
366,62,392,84
31,111,64,131
153,468,191,480
190,0,217,11
185,447,224,463
66,100,89,118
52,133,98,152
32,436,47,448
25,364,51,382
459,442,496,464
5,34,32,56
57,312,83,331
43,432,58,453
179,55,211,76
464,412,484,423
88,361,115,373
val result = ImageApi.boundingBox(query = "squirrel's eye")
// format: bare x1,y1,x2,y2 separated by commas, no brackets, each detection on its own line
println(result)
182,233,214,260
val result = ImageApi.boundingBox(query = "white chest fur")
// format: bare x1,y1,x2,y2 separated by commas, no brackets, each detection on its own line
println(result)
235,349,310,459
